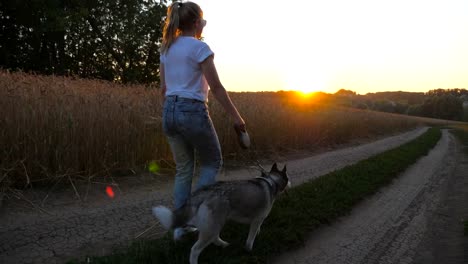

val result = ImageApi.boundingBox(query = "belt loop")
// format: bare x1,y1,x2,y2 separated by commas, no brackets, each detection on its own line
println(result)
174,95,178,102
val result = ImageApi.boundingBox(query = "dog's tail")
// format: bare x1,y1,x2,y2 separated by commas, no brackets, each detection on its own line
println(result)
152,205,191,230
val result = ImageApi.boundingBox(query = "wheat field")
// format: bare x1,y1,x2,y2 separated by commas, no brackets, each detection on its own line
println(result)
1,71,430,188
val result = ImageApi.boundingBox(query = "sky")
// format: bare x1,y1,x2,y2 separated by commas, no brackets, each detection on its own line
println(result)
193,0,468,95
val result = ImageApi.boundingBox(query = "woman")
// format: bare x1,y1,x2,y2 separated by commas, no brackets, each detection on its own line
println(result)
159,1,246,238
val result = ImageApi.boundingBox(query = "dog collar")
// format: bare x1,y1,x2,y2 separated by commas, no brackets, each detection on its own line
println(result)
256,176,278,195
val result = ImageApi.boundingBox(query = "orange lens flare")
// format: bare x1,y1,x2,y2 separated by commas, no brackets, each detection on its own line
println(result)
106,186,115,198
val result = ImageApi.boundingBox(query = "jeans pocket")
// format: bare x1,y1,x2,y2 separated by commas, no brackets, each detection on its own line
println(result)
177,110,210,133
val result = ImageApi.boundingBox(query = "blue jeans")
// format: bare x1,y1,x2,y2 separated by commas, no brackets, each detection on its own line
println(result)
162,96,222,209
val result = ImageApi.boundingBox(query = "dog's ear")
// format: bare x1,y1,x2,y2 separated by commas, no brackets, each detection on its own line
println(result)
281,165,289,182
271,163,279,172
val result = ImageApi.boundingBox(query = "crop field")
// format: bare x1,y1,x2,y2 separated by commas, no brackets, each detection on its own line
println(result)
0,70,447,189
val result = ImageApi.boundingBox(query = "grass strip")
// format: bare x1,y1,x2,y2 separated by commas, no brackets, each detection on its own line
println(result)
450,127,468,236
451,127,468,155
464,221,468,236
71,128,441,264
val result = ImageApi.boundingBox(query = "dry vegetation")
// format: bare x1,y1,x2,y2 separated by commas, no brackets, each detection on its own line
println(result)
1,70,445,192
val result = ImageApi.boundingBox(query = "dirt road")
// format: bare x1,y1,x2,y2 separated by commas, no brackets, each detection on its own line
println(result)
2,126,461,264
273,129,468,264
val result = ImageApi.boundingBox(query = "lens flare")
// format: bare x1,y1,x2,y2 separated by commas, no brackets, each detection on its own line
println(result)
106,186,115,198
148,161,160,174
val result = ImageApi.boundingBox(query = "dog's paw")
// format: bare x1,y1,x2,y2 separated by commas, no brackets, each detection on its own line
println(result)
245,243,253,252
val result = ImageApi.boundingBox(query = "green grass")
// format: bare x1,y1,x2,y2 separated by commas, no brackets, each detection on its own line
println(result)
451,127,468,155
464,221,468,236
450,127,468,236
69,128,441,264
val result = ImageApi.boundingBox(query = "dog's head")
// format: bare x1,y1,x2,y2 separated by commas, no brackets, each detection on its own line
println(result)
261,163,291,193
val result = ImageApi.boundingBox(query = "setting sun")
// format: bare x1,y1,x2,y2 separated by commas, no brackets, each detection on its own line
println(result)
296,90,316,98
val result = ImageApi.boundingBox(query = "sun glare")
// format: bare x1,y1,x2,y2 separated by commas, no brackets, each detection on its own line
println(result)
297,90,315,98
282,66,328,94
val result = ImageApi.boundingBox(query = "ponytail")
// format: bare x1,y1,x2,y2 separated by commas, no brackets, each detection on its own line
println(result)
161,1,203,54
161,2,181,54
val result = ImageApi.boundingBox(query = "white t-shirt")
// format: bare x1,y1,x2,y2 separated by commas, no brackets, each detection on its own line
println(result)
160,36,214,102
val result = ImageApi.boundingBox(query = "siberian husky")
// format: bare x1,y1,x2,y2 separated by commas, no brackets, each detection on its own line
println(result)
153,163,291,264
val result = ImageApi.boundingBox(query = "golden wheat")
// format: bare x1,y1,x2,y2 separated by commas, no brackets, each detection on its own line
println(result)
1,70,442,187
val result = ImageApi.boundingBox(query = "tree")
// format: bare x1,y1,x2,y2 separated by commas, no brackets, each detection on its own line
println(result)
0,0,167,84
335,89,356,97
407,104,423,116
0,0,68,74
420,95,463,120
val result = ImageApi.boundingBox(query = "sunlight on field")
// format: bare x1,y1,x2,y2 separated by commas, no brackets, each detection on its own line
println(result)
453,124,468,132
0,71,428,186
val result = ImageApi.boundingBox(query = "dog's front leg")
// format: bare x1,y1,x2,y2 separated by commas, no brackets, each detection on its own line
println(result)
245,218,264,251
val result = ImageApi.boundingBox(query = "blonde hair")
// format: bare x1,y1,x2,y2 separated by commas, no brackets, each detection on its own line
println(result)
161,1,203,54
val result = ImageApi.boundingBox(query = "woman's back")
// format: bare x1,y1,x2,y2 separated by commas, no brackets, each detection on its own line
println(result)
161,36,213,102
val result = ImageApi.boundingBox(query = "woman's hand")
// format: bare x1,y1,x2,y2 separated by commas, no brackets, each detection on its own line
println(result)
234,118,246,132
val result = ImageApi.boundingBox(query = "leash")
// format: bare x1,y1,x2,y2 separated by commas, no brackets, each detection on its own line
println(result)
235,143,267,175
232,127,290,196
232,124,266,173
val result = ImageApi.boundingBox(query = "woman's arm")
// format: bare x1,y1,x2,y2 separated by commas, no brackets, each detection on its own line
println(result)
160,63,167,96
201,55,245,128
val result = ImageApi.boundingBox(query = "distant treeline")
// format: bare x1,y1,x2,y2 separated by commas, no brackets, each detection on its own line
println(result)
333,88,468,121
